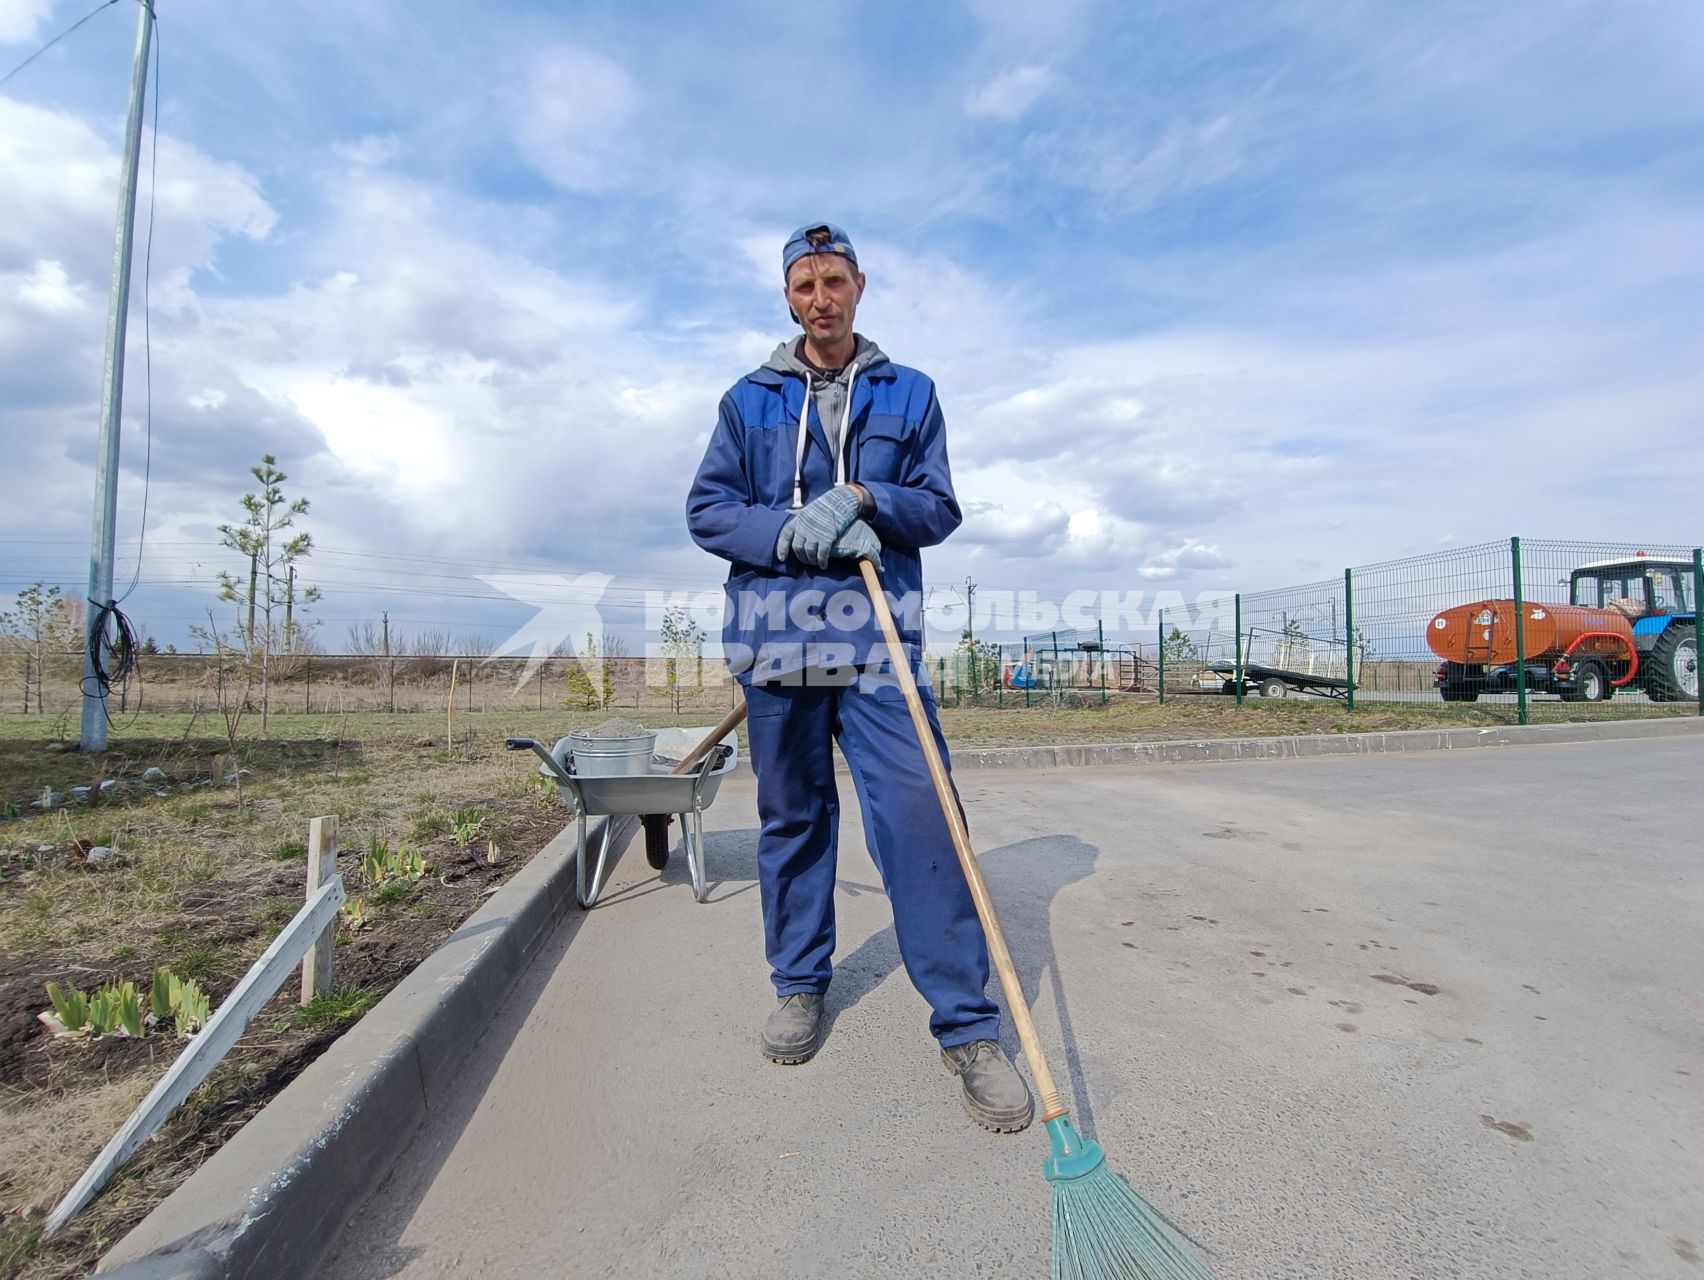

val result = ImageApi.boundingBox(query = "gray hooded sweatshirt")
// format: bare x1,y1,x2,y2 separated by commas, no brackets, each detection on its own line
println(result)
763,336,889,504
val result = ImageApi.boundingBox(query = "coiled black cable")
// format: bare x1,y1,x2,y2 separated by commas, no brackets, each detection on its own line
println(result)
83,598,143,719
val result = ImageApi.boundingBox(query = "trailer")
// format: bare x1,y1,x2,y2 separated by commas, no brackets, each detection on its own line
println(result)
1207,627,1353,698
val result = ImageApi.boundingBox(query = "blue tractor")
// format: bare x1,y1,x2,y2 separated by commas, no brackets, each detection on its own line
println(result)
1567,556,1698,702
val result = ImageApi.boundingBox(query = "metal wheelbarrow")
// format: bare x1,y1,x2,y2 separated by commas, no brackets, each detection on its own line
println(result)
505,727,739,908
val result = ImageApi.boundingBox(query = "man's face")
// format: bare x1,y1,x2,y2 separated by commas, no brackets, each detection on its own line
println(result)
785,253,865,348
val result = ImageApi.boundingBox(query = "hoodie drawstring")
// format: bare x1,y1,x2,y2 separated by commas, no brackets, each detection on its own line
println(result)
790,359,862,510
790,383,810,511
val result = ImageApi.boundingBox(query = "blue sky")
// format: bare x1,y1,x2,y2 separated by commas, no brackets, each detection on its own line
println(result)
1,0,1701,650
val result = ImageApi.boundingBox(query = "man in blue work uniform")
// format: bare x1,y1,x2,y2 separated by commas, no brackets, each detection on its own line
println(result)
686,223,1032,1133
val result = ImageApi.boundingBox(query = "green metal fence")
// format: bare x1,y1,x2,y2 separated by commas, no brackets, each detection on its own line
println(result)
951,536,1702,725
1341,539,1515,703
1229,538,1701,722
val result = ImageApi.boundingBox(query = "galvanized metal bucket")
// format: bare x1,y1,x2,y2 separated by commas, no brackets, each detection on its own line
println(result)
563,730,657,777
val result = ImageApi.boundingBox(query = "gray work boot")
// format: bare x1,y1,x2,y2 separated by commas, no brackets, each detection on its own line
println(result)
760,993,824,1065
941,1040,1034,1133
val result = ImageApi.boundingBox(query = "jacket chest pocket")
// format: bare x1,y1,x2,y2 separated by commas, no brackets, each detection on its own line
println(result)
853,416,909,485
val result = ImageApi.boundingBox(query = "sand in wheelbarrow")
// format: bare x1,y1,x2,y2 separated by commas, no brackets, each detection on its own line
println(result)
581,717,648,738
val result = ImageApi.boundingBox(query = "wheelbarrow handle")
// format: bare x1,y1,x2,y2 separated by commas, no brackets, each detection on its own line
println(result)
689,743,733,784
505,737,575,784
667,700,747,776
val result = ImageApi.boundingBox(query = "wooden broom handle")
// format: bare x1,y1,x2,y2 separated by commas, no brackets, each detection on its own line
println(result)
668,699,748,776
858,560,1067,1120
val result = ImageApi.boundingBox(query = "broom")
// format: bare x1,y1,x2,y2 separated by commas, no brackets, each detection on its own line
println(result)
858,559,1219,1280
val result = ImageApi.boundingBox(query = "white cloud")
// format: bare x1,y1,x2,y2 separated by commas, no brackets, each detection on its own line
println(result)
965,64,1055,121
0,100,275,292
13,258,84,313
850,239,1040,391
1065,112,1244,209
1136,539,1234,580
958,498,1071,555
0,0,52,45
508,45,638,192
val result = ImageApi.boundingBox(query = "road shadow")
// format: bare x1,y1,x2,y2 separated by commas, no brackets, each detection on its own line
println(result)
828,832,1104,1135
681,817,763,903
552,816,764,910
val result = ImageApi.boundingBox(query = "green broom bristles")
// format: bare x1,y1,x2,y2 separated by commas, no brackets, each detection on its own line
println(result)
1045,1116,1219,1280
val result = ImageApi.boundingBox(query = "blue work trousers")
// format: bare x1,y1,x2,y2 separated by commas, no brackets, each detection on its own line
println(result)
744,670,1000,1048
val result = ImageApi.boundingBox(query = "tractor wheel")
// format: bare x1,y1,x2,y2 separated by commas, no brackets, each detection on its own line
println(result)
1258,677,1287,698
1644,628,1699,702
642,814,672,869
1440,687,1479,703
1574,660,1613,703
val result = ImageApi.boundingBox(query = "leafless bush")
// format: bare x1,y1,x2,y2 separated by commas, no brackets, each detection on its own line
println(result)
346,620,384,656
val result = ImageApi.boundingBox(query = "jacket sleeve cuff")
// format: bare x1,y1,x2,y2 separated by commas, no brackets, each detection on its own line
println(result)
859,480,907,539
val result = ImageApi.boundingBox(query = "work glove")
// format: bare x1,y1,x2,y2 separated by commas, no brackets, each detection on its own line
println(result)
830,519,882,571
775,485,864,568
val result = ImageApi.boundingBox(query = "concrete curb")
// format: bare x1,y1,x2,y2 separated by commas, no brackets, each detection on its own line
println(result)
949,714,1704,770
97,815,631,1280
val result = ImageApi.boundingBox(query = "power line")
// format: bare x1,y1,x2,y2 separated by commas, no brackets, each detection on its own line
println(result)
0,0,120,89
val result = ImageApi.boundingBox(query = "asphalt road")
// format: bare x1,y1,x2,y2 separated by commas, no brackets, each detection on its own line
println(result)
322,736,1703,1280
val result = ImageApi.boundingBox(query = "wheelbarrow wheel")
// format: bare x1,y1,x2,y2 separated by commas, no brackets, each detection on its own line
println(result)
642,814,672,869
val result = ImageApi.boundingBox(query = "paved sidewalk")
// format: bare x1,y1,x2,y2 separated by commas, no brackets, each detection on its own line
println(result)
322,736,1703,1280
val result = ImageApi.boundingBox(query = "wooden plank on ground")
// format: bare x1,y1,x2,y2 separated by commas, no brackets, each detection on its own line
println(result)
45,875,347,1236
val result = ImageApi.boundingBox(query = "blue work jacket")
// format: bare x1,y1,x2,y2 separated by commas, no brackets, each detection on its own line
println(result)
686,357,961,683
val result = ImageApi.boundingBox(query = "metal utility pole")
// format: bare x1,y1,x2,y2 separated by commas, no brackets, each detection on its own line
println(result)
383,612,394,713
80,0,156,752
960,577,977,694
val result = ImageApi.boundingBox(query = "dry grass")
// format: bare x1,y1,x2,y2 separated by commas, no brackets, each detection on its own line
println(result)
0,710,690,957
930,689,1696,748
0,1068,166,1215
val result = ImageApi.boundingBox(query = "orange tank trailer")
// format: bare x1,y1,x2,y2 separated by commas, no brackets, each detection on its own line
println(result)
1426,600,1635,666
